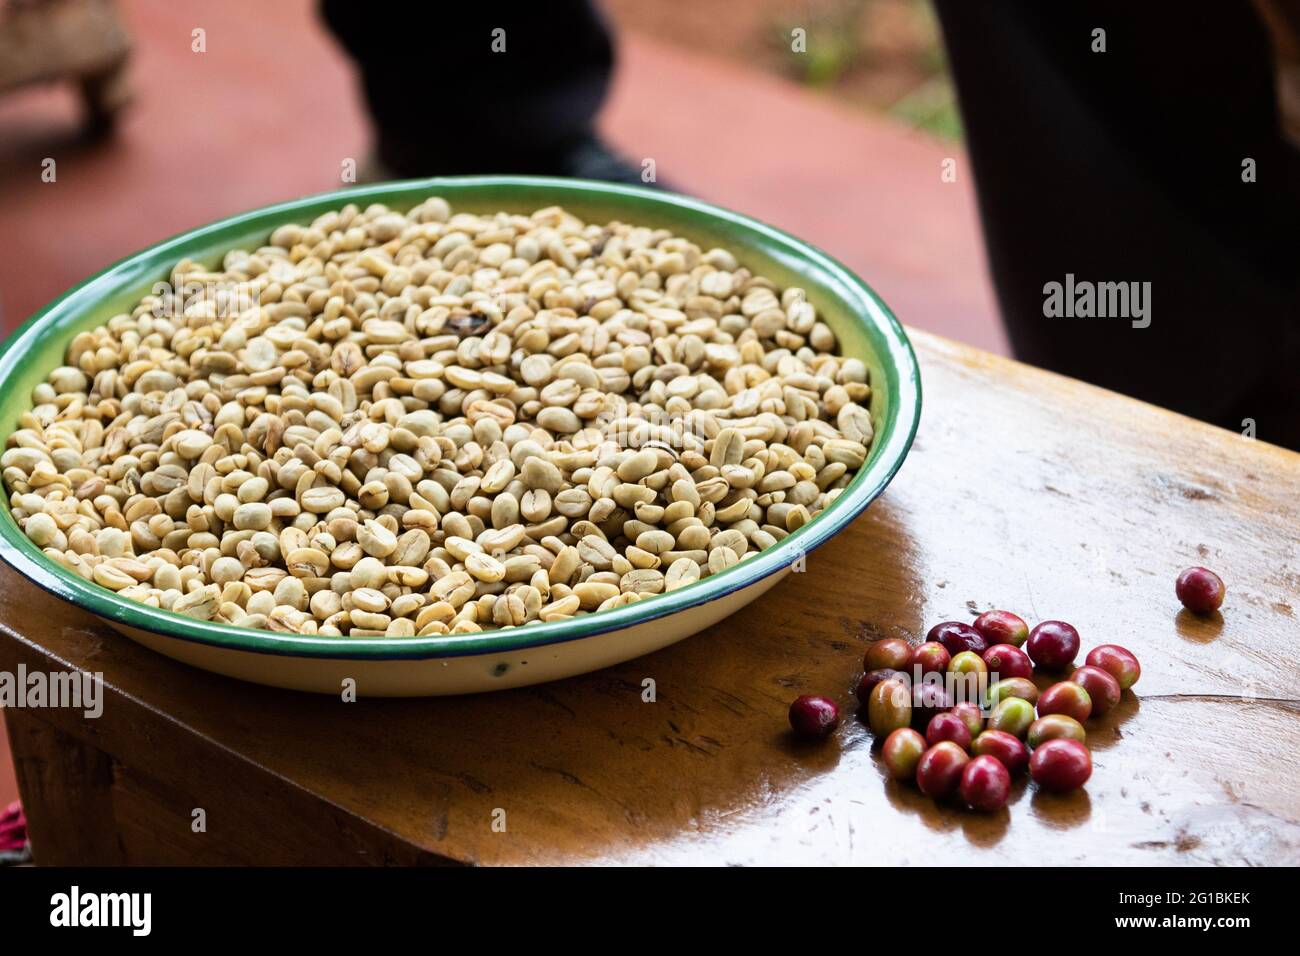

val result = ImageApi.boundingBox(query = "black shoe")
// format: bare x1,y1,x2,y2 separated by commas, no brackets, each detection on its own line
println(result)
556,135,665,188
369,132,672,191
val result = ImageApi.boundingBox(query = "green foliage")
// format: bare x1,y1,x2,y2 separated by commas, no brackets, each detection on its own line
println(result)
768,0,964,141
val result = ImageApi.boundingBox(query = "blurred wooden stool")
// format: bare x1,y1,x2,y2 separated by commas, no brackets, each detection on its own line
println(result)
0,0,131,134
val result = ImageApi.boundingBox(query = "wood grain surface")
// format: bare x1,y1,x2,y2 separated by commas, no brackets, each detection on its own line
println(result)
2,329,1298,866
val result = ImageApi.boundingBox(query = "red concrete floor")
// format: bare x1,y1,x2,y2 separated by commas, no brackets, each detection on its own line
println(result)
0,0,1004,811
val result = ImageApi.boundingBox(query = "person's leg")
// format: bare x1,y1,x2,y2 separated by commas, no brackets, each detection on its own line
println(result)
321,0,643,182
935,1,1300,448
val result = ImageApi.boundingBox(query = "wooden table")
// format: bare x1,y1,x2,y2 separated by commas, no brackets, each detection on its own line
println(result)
3,330,1298,865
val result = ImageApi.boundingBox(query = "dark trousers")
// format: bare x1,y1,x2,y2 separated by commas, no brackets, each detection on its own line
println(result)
935,1,1300,448
320,0,614,176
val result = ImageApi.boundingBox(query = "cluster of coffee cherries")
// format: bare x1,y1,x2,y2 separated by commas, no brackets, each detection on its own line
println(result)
787,610,1142,813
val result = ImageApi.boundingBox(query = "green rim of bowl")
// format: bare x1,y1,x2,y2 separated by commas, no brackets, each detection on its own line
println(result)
0,176,920,661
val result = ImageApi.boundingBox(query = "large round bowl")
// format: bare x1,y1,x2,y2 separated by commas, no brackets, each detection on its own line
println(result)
0,177,920,695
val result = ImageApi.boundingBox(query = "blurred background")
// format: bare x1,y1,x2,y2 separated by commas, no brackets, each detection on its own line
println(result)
606,0,962,138
0,0,1003,358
